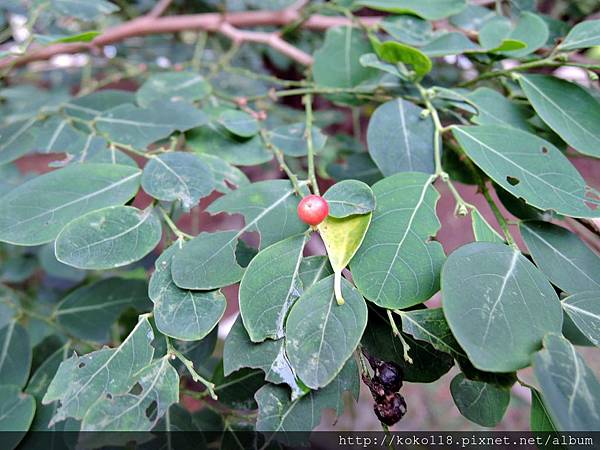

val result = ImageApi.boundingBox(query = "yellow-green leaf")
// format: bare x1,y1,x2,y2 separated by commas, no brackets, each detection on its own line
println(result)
318,213,371,305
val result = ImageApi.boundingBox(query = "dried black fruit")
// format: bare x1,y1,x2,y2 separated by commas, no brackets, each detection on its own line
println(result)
376,361,403,392
374,392,407,426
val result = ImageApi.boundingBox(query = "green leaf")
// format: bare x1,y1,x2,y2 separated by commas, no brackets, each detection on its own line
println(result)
478,16,525,51
187,123,272,166
142,152,214,209
421,32,481,56
37,30,100,44
452,125,599,218
319,214,371,305
449,4,497,31
520,221,600,294
471,208,504,244
0,385,35,448
55,278,151,343
171,231,244,290
218,110,259,138
38,243,86,282
442,242,563,372
268,123,327,157
206,179,308,249
55,206,162,270
397,308,464,356
352,172,445,309
0,163,141,245
196,154,249,194
561,291,600,347
518,74,600,158
361,307,454,382
559,20,600,51
0,321,31,388
466,87,533,131
212,365,264,410
255,358,358,445
450,373,510,427
530,388,558,432
355,0,467,20
50,0,119,20
136,72,211,108
149,245,225,341
0,286,19,330
502,12,549,57
96,102,207,148
313,26,378,90
327,153,383,185
81,356,178,434
239,234,307,342
63,89,135,121
380,15,434,46
359,53,407,79
367,98,435,175
298,256,333,290
370,37,432,78
534,333,600,431
323,180,375,218
42,315,155,426
224,317,303,398
285,275,367,389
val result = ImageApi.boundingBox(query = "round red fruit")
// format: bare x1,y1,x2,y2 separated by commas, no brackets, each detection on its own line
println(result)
297,195,329,226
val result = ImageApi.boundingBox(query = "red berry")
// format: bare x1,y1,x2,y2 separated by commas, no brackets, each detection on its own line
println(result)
297,195,329,226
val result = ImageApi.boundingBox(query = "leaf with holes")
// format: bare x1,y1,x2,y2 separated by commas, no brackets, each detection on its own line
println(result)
224,317,304,398
55,206,162,270
55,278,151,343
0,163,141,246
255,358,359,446
534,333,600,431
352,172,445,309
42,316,155,426
239,234,307,342
452,125,599,218
443,242,563,372
367,98,435,175
142,152,214,209
561,291,600,347
450,373,510,427
285,275,367,389
518,74,600,158
150,244,225,341
520,221,600,294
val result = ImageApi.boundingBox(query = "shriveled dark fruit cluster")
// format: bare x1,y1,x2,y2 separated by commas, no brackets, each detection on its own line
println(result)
361,349,407,426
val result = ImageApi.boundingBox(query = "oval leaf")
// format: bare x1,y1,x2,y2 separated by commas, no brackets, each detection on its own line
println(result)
285,275,367,389
0,385,35,448
452,125,599,218
150,244,226,341
323,180,375,218
521,221,600,294
142,152,214,209
367,99,435,176
239,234,307,342
0,163,141,246
218,110,259,138
56,206,162,270
559,19,600,51
471,208,504,244
518,74,600,158
268,123,327,157
534,333,600,431
443,242,563,372
0,322,31,388
561,291,600,346
450,373,510,427
136,72,211,107
352,172,445,309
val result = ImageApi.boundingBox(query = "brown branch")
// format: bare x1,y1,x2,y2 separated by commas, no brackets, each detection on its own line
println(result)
0,10,381,70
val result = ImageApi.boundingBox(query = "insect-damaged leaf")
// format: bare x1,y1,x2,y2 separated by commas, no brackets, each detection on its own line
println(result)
239,234,307,342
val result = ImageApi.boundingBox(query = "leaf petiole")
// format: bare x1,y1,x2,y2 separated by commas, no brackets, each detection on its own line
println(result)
387,309,413,364
166,337,218,400
334,270,345,305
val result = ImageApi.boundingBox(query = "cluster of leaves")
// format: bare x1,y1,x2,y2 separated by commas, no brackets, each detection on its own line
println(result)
0,0,600,447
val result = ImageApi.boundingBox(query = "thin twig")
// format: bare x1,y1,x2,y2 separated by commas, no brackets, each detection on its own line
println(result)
387,310,413,364
148,0,173,18
166,337,218,400
303,93,319,195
